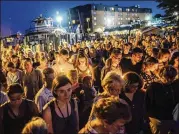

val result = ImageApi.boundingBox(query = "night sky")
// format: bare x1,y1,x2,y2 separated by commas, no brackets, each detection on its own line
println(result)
1,1,165,37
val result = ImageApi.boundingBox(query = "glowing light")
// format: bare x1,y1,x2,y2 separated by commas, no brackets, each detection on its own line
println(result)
56,16,63,23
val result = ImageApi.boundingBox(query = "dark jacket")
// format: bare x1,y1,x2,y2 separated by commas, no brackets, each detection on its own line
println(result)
145,79,179,120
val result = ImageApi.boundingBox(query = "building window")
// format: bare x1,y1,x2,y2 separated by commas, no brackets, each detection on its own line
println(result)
132,9,134,12
118,8,122,11
128,18,130,20
126,8,130,12
121,18,123,20
94,17,96,20
94,22,96,25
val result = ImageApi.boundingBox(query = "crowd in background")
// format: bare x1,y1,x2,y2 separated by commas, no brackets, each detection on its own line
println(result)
0,30,179,134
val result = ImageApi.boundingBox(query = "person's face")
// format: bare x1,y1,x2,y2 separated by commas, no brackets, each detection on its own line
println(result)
150,63,159,72
24,61,33,73
84,48,89,54
174,57,179,66
111,54,122,66
7,67,14,72
161,54,170,63
55,83,72,102
124,45,131,51
61,54,68,62
70,72,78,84
11,58,18,64
128,83,139,93
45,73,55,88
108,81,123,96
79,57,86,65
41,60,48,67
132,53,143,63
83,79,93,89
72,46,77,52
9,93,23,106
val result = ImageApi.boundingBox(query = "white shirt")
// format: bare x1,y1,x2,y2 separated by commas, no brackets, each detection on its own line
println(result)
35,86,54,112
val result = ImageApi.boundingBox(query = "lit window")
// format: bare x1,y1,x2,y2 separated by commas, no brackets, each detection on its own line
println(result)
121,18,123,20
118,22,120,25
111,7,114,11
94,17,96,20
128,18,130,20
94,22,96,25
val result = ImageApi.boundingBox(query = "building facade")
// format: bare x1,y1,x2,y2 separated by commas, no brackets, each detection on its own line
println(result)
68,4,152,33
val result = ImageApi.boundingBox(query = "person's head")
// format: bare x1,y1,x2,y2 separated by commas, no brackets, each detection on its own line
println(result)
23,58,33,73
40,57,48,67
170,51,179,67
94,97,131,130
159,65,177,83
102,71,124,96
142,57,159,72
11,55,19,64
7,83,24,107
67,70,78,84
123,43,132,52
60,49,69,62
72,45,77,52
22,117,48,134
152,47,159,58
43,68,55,89
110,48,122,66
6,62,16,72
76,52,88,66
123,72,143,93
83,76,93,89
159,49,170,63
52,75,72,102
131,47,143,63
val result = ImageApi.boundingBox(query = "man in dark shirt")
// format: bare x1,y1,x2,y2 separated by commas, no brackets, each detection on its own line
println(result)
22,58,43,100
120,47,143,74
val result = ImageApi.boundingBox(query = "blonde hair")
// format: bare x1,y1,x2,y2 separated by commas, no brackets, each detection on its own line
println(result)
102,71,124,93
22,117,47,134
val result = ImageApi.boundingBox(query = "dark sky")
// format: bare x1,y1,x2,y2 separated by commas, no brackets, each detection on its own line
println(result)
1,1,165,37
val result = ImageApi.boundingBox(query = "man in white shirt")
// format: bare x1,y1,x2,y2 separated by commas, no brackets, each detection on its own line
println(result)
52,49,74,76
35,67,55,112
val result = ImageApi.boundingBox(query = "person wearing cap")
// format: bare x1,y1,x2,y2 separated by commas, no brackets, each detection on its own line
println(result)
0,83,39,134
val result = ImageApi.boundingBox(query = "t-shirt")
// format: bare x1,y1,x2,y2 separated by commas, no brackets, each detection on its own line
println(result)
120,58,142,74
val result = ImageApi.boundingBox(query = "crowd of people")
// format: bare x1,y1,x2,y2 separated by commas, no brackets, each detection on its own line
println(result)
0,30,179,134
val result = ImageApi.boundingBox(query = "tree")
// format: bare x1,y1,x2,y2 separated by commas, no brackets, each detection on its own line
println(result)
155,0,179,24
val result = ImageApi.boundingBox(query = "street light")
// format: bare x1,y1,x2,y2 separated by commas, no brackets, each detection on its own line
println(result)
56,16,63,27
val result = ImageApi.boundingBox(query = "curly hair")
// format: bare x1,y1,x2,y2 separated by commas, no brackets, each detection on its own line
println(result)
93,97,131,125
22,117,47,134
102,71,124,94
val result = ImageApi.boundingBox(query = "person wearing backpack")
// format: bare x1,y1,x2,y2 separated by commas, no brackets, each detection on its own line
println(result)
0,83,39,134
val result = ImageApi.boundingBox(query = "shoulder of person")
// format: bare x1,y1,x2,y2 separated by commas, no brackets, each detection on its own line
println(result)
42,99,55,111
